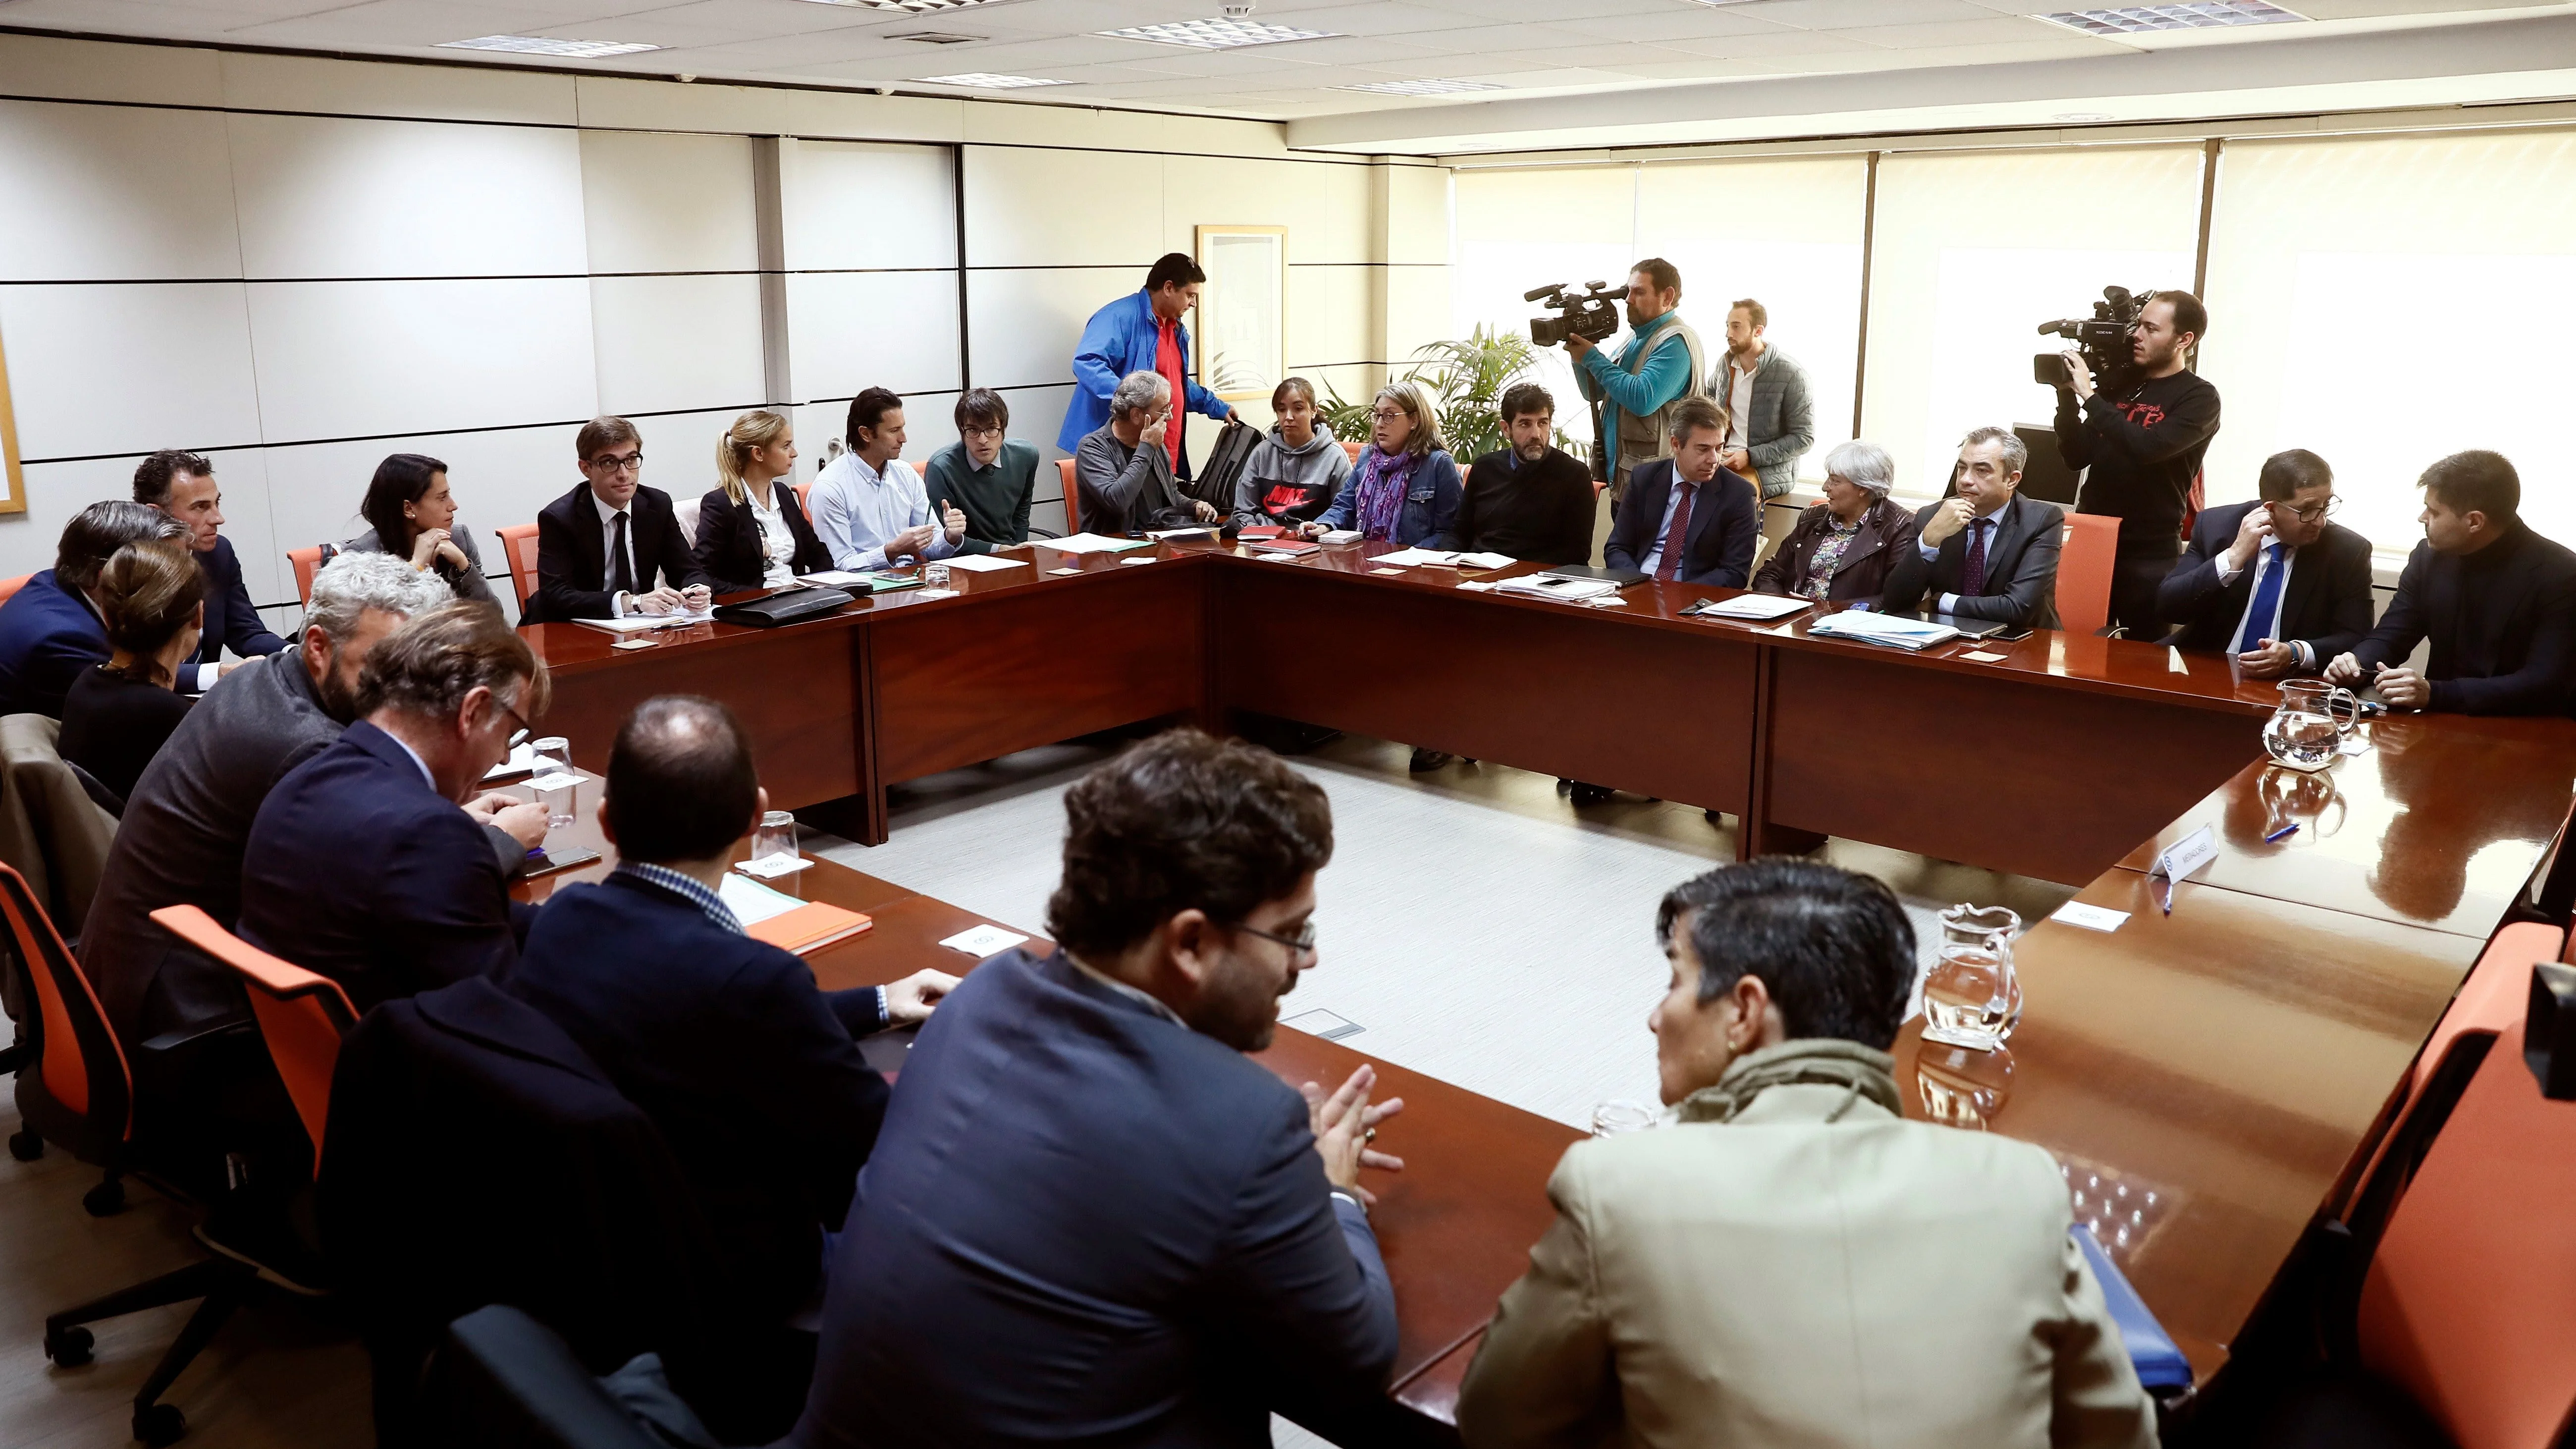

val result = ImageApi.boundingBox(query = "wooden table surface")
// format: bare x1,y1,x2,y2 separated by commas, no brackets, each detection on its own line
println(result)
505,536,2576,1433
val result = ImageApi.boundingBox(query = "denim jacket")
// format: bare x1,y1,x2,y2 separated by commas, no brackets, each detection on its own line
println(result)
1314,448,1464,547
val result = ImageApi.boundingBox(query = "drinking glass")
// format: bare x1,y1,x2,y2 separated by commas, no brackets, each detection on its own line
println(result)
1591,1100,1658,1137
534,779,577,844
923,561,951,590
531,737,574,829
1920,904,2023,1051
2262,679,2360,772
751,809,799,865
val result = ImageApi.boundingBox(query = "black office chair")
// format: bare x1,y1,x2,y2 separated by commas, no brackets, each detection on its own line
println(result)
419,1305,668,1449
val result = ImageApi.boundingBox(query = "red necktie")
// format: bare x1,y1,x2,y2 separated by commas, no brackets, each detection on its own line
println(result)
1961,518,1989,596
1657,480,1697,583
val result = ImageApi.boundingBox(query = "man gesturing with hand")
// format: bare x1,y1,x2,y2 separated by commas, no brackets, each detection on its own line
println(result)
791,729,1403,1449
2157,449,2371,675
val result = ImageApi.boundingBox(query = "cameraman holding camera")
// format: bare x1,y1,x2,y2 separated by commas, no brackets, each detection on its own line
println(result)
1568,259,1710,515
2053,290,2220,639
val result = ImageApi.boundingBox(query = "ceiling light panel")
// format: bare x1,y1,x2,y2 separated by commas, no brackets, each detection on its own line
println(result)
886,30,984,42
915,72,1073,87
2037,0,2305,35
792,0,1005,9
439,35,663,56
1333,78,1503,95
1096,17,1341,48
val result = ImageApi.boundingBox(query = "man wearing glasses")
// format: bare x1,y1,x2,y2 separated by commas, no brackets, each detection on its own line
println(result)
924,388,1041,552
529,415,712,625
2156,448,2372,677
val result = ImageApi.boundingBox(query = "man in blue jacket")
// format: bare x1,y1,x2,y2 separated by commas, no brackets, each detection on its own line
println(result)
134,449,287,692
1058,253,1234,481
791,728,1404,1449
1568,258,1709,513
0,500,190,718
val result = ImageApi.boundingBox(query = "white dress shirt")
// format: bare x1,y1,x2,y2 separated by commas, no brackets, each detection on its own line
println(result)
809,453,957,572
743,484,799,590
1722,350,1761,451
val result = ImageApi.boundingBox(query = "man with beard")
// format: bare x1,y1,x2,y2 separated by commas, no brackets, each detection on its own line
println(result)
2054,289,2221,639
1449,382,1597,565
82,554,540,1167
787,729,1406,1449
1568,258,1709,514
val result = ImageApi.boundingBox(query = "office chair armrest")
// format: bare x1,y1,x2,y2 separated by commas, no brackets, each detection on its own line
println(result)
139,1020,256,1056
1026,527,1065,540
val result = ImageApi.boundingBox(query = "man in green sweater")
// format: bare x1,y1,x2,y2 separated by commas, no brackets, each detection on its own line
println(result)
924,388,1042,552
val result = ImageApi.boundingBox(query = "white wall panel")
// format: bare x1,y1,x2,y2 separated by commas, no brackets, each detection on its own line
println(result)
966,267,1134,392
786,270,963,403
246,278,598,442
220,51,576,126
1288,264,1374,370
784,141,958,272
263,424,581,592
0,101,244,281
591,273,767,419
226,112,589,279
609,408,746,533
964,148,1162,269
580,130,759,275
0,282,263,458
995,382,1078,467
1161,156,1371,264
1386,264,1452,363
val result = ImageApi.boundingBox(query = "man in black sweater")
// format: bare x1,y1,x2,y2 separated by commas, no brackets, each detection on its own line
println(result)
2054,290,2221,641
2327,450,2576,716
1450,382,1597,565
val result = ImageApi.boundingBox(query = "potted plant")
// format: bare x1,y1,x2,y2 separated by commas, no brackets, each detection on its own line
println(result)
1320,326,1581,464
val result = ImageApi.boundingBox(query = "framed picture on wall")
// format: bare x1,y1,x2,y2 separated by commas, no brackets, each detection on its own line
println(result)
0,326,23,514
1195,225,1286,404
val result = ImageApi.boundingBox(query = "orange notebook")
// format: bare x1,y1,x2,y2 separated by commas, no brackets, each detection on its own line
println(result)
748,902,873,955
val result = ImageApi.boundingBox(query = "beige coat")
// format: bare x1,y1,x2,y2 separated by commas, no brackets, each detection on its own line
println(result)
1457,1061,2158,1449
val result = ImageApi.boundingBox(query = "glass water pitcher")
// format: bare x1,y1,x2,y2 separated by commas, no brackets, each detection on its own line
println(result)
1921,903,2023,1052
2261,678,2361,772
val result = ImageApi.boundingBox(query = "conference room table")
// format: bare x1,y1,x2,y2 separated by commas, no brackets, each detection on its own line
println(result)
511,533,2576,1437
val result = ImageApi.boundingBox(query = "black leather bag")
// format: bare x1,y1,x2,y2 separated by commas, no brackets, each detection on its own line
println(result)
1186,418,1260,510
711,588,853,628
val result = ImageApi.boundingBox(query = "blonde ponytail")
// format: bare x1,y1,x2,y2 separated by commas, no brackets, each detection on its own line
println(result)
717,409,791,505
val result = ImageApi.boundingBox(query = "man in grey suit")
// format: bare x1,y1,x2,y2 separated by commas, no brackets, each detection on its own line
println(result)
1880,427,2066,631
81,555,540,1161
1709,299,1815,500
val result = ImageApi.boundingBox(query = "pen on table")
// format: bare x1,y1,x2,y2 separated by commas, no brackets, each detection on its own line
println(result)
2264,823,2300,843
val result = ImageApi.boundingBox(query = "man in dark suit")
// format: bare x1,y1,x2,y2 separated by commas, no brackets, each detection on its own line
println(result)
0,500,189,718
241,601,549,1014
1881,427,2065,631
1602,395,1760,587
510,696,956,1440
528,415,711,625
2157,448,2373,675
2328,450,2576,715
133,449,288,692
791,729,1403,1449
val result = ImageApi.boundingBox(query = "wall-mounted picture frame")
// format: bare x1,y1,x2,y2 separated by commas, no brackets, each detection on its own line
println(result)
0,326,25,515
1195,224,1286,404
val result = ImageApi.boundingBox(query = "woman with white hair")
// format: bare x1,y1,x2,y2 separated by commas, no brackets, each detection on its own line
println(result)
1300,379,1461,547
1751,440,1919,609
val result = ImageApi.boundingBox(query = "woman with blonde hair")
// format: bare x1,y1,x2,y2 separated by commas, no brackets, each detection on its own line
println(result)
59,537,204,804
1301,378,1462,547
694,408,831,591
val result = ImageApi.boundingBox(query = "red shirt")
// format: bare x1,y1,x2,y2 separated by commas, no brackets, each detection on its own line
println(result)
1154,317,1186,467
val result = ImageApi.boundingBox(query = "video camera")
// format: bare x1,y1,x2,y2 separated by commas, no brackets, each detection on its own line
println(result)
2034,285,2150,393
1527,282,1621,348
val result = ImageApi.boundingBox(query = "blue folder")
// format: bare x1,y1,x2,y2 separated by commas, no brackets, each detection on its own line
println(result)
2073,1225,2195,1393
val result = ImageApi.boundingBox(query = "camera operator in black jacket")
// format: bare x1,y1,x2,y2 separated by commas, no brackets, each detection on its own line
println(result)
2054,289,2220,639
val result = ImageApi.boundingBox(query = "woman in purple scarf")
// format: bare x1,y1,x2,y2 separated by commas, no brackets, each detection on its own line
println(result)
1304,381,1463,549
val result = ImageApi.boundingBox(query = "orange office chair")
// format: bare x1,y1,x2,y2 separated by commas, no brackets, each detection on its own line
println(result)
1342,440,1364,466
150,905,356,1159
0,572,32,605
794,479,814,514
2056,514,2119,637
1057,458,1082,535
496,524,540,616
286,545,328,606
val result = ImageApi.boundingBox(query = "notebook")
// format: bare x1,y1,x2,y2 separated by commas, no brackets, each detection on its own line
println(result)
2073,1227,2194,1392
719,874,874,955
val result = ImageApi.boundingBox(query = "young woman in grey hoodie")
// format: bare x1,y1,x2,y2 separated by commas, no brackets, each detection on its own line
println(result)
1228,376,1353,529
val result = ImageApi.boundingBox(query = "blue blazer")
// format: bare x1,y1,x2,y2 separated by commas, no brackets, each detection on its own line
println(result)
1055,289,1232,455
1603,459,1762,588
0,570,107,719
1313,448,1465,548
240,721,533,1015
792,948,1396,1449
192,536,288,682
510,871,891,1323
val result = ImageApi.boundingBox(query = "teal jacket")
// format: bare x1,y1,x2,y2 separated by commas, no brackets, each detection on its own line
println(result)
1575,312,1697,466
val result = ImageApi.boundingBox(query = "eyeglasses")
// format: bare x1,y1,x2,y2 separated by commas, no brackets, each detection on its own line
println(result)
495,696,533,750
961,425,1006,441
588,452,644,473
1368,409,1407,423
1230,918,1318,961
2276,496,2341,523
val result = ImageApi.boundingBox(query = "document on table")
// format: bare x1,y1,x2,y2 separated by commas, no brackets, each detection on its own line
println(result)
1805,612,1961,651
482,742,539,782
1036,533,1153,553
939,923,1029,958
571,609,714,634
1496,574,1621,603
1371,547,1515,570
717,872,806,925
1683,594,1810,622
941,554,1028,572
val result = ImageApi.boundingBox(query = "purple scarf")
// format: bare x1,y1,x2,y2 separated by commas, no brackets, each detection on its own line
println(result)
1351,447,1416,541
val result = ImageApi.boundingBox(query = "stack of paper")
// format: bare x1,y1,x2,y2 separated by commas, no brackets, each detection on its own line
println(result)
1806,612,1962,651
1037,533,1153,554
482,742,539,783
942,554,1028,573
1497,574,1622,603
571,608,715,635
1685,594,1812,622
1371,548,1516,570
717,873,871,954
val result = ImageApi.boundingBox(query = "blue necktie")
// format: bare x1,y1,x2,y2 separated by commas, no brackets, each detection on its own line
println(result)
2234,542,2286,653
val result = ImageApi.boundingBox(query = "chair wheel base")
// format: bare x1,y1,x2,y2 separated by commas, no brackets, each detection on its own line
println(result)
45,1325,94,1366
82,1178,125,1216
8,1128,40,1161
133,1401,186,1446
